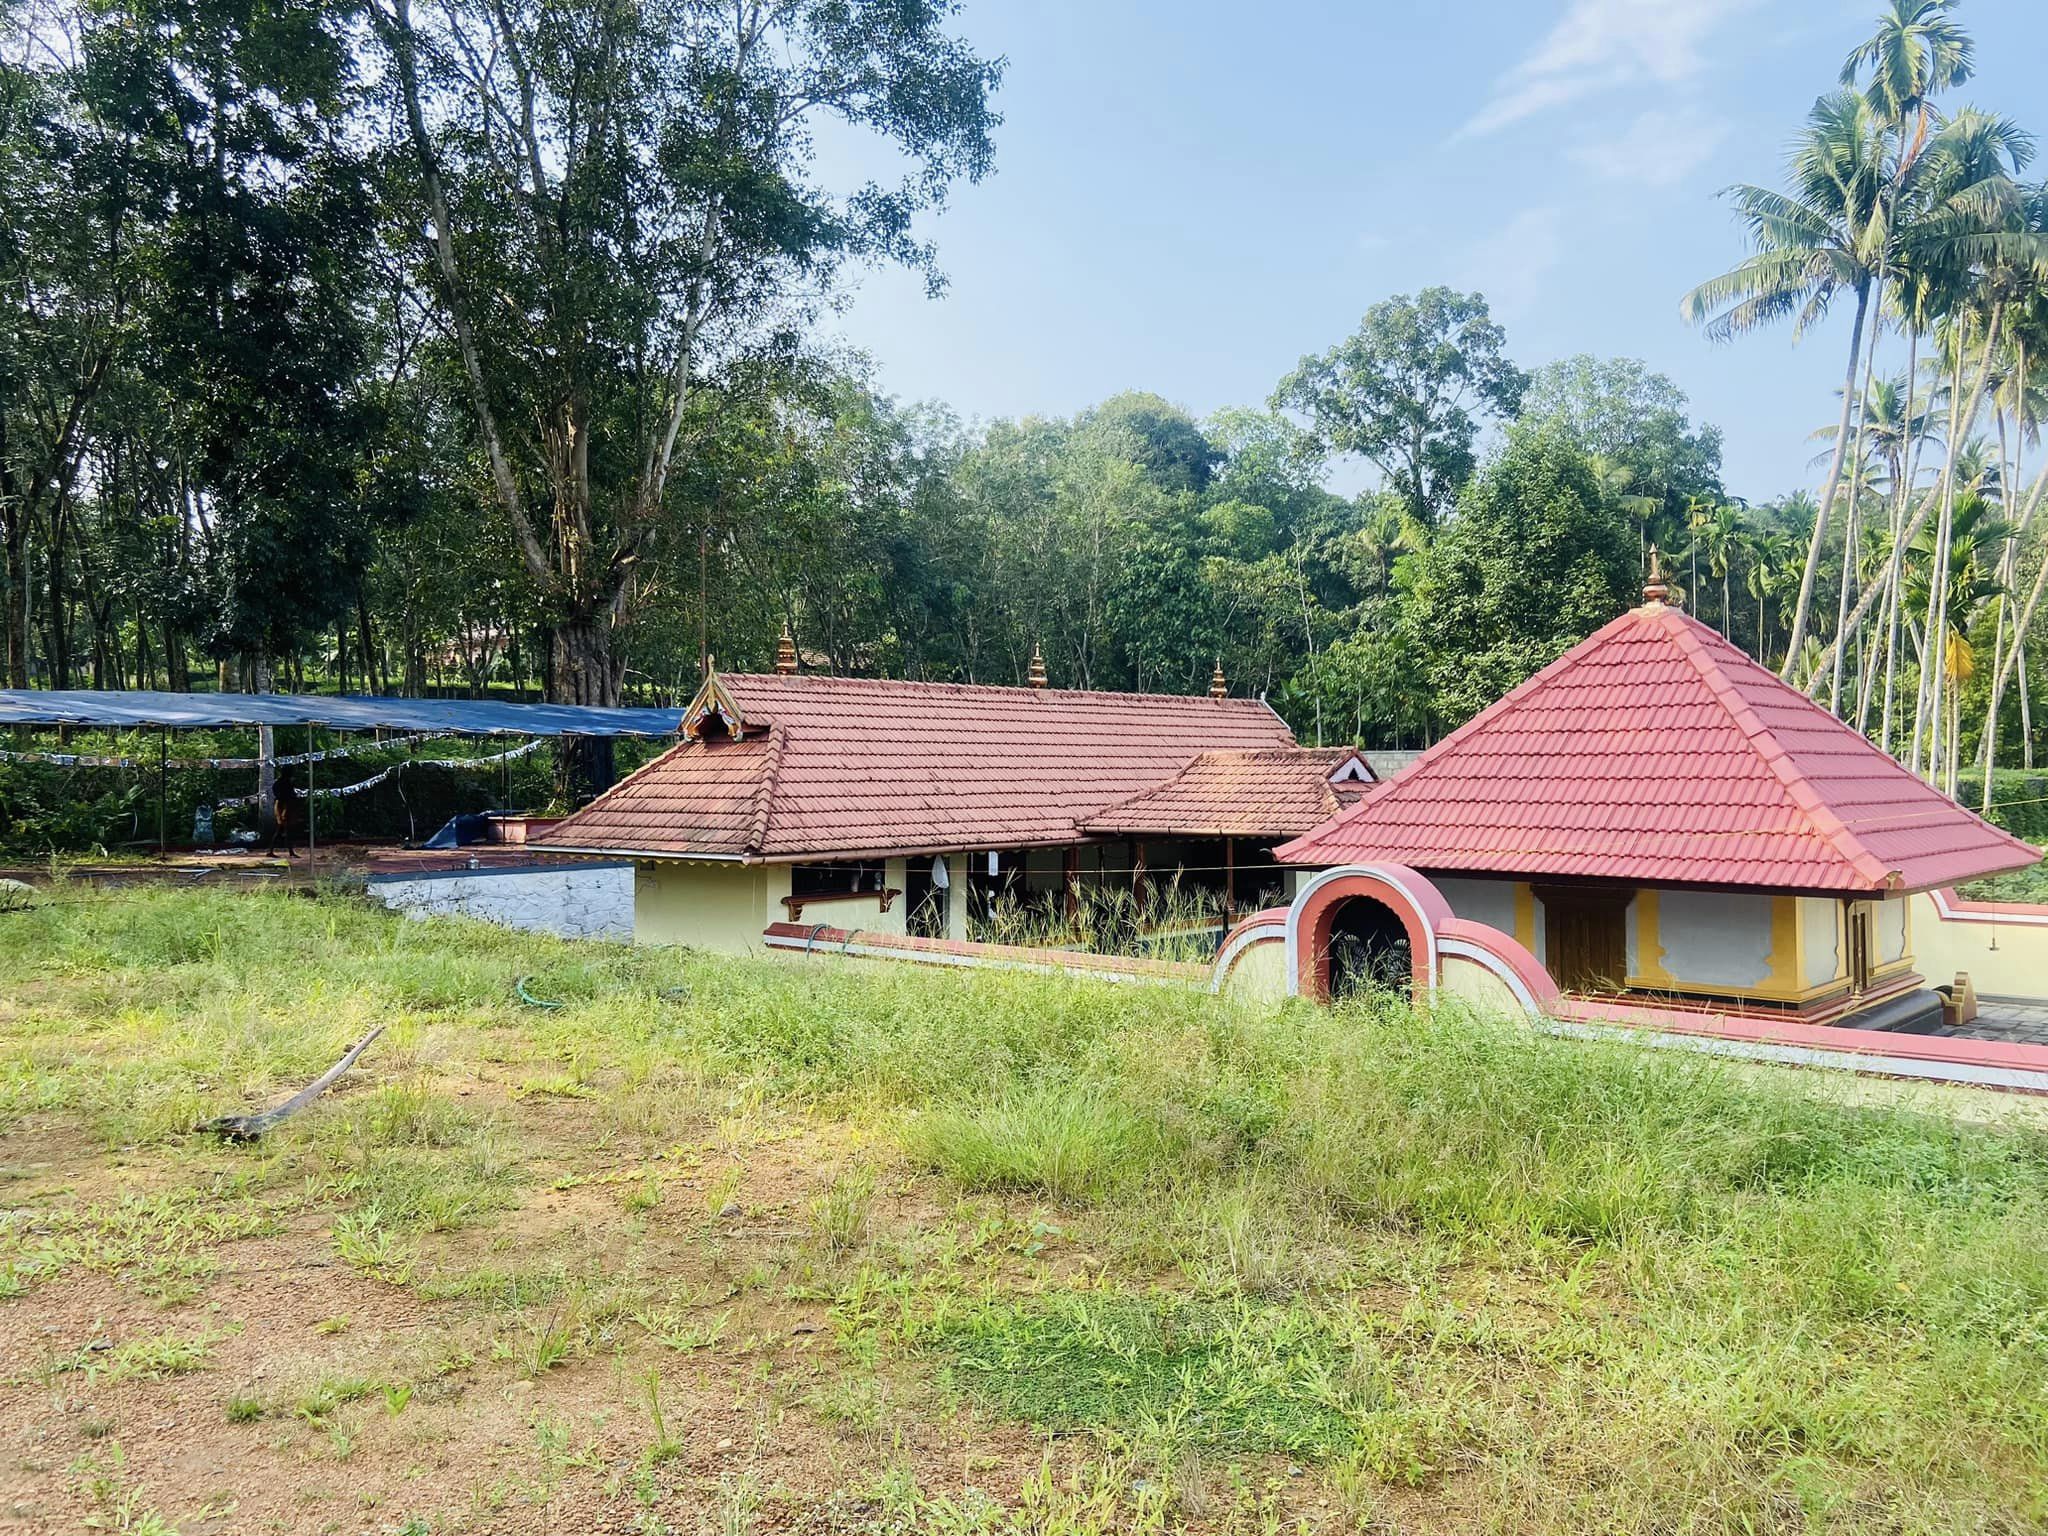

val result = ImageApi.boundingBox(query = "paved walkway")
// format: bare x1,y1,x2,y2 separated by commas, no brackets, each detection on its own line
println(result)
1937,1000,2048,1048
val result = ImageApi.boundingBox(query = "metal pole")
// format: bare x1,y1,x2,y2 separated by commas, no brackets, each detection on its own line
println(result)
157,729,168,859
306,725,317,879
258,722,276,843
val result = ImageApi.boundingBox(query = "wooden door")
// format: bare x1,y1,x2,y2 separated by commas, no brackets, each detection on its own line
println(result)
1539,887,1630,994
1846,901,1874,994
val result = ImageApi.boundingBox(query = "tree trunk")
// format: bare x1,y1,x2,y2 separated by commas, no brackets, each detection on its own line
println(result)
1911,343,1971,774
551,615,618,802
1974,435,2047,801
1828,276,1884,716
3,517,27,688
46,495,71,690
1878,324,1923,749
1920,303,2005,785
1981,531,2048,812
1782,280,1873,678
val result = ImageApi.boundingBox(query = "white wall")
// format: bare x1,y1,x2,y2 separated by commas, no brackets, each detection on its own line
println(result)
1913,890,2048,1001
369,863,633,941
635,861,772,952
1651,889,1774,989
1432,876,1518,936
1876,895,1908,963
1801,898,1842,989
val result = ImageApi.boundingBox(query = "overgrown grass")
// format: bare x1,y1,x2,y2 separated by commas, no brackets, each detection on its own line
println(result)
6,884,2048,1531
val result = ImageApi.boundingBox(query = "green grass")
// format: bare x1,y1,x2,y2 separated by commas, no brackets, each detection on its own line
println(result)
5,884,2048,1531
922,1292,1390,1458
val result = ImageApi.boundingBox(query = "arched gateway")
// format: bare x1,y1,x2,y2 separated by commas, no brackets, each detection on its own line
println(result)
1285,864,1451,1004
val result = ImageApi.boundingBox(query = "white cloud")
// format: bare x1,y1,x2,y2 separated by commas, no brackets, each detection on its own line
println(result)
1570,106,1731,187
1355,232,1393,253
1458,0,1757,139
1454,206,1566,318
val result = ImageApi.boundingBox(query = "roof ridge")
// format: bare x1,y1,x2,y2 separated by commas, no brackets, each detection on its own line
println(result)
719,672,1290,712
1276,609,1639,858
1658,608,1898,888
743,723,787,859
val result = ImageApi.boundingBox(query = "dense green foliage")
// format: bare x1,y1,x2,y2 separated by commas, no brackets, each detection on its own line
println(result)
3,0,2047,807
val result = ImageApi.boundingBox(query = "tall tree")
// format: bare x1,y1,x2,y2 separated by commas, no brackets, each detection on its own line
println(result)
1274,287,1528,525
370,0,1000,710
1685,90,1890,678
1408,423,1634,724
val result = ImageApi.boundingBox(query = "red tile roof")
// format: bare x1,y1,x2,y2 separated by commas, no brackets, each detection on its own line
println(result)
537,673,1297,862
1275,601,2041,894
535,729,782,859
1083,748,1373,838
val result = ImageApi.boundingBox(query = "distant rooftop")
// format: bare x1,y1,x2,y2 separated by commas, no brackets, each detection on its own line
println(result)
535,670,1302,862
1083,747,1374,839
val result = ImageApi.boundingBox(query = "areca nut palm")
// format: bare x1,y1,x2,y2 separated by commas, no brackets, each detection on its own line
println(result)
1791,118,2044,703
1684,90,1890,680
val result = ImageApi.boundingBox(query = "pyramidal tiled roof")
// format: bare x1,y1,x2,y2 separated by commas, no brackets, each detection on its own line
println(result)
536,672,1298,861
1276,601,2040,894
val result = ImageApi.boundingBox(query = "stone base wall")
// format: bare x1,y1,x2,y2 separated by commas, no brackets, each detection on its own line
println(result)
368,862,633,941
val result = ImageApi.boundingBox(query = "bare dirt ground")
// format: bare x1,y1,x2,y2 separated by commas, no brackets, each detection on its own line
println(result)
0,1086,1093,1535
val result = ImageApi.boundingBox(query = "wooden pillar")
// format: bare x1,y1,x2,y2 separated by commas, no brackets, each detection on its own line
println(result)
1133,840,1148,918
1223,837,1235,926
1063,845,1080,922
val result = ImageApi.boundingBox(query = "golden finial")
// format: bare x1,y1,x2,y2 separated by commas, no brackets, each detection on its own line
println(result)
1209,659,1228,699
1027,642,1049,689
1643,546,1671,607
774,624,798,674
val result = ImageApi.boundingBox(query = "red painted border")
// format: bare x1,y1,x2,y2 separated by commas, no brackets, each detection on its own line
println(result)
1439,917,1562,1011
1290,865,1449,1004
1927,886,2048,923
1557,994,2048,1072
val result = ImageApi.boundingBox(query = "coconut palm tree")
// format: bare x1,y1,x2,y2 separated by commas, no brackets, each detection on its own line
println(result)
1910,170,2048,780
1842,0,1974,167
1684,90,1889,678
1974,216,2048,801
1747,526,1802,663
1795,115,2041,739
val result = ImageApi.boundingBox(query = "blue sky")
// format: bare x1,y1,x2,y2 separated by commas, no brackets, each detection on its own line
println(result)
819,0,2048,503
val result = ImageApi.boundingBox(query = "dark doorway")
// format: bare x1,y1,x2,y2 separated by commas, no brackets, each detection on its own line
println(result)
1539,886,1631,993
1325,896,1413,999
904,859,945,939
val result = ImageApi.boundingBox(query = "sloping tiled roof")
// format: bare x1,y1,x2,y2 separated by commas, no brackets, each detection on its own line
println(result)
537,673,1297,861
1083,748,1372,838
1276,601,2041,894
537,729,783,858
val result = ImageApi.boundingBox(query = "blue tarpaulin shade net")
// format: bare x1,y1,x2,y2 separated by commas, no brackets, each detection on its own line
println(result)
0,690,684,737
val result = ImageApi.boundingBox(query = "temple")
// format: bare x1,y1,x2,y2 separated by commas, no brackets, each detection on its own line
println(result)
532,638,1379,950
1272,561,2041,1030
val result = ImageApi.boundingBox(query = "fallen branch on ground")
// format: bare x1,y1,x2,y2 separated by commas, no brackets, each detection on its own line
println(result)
199,1026,386,1142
